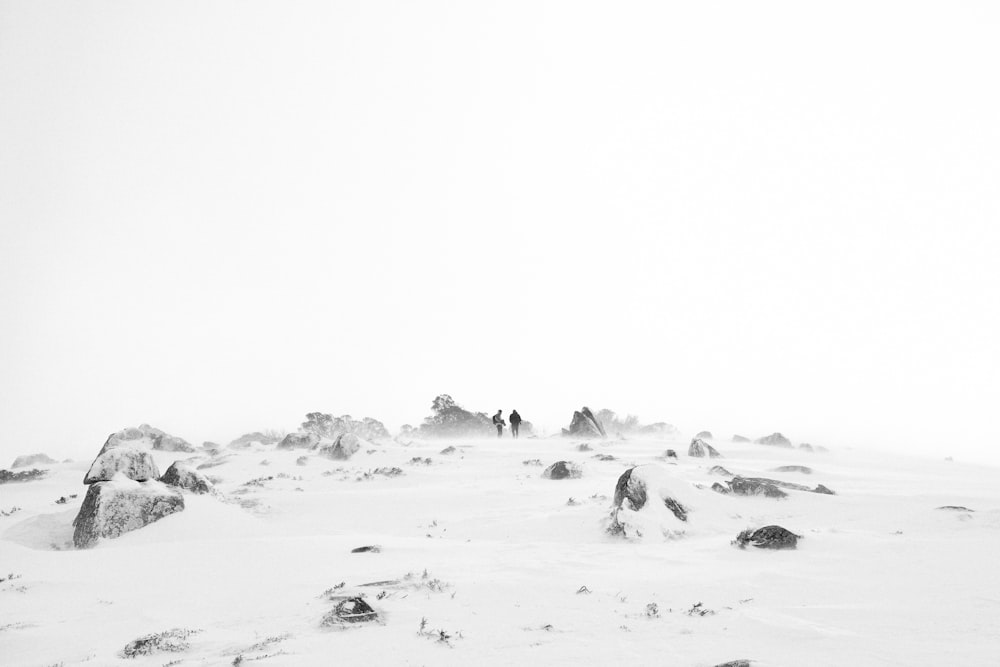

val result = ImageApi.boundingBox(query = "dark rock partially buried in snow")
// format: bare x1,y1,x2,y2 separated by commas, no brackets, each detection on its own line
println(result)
120,628,200,658
322,597,378,626
562,407,607,439
731,435,751,443
937,505,975,512
772,465,812,474
609,465,689,537
277,432,321,450
319,433,366,460
542,461,582,480
664,449,677,459
84,443,159,485
73,477,185,549
709,465,732,476
734,525,801,550
695,430,713,440
688,438,722,458
160,461,213,494
754,432,793,447
715,659,753,667
720,477,788,498
11,453,56,468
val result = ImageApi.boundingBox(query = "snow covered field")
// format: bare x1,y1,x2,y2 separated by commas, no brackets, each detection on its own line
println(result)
2,434,999,666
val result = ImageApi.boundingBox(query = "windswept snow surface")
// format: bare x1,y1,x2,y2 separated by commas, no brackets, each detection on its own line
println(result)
2,436,999,665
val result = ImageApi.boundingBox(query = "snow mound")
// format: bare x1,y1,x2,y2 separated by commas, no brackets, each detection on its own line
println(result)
608,464,692,539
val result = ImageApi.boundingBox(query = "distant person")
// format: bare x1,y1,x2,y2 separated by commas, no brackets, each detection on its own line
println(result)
492,410,505,438
510,410,523,439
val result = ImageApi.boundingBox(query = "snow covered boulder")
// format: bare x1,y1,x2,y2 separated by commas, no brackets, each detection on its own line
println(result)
562,407,606,439
688,438,722,458
277,432,320,450
138,424,196,452
608,465,690,538
96,427,148,456
318,433,365,460
734,525,800,550
695,430,713,440
84,443,160,484
755,432,792,447
73,476,185,548
542,461,582,480
160,461,214,494
11,453,56,468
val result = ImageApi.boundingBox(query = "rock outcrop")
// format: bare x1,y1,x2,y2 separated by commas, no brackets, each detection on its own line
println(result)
84,439,159,485
318,433,365,460
688,438,722,458
717,477,788,498
542,461,582,480
754,432,792,447
73,476,185,548
11,453,56,468
609,465,689,537
563,407,606,439
277,432,321,450
734,525,800,550
138,424,196,452
695,431,713,440
160,461,214,494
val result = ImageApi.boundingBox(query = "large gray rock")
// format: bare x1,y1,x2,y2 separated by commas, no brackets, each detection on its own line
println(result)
96,427,147,456
609,465,688,537
719,477,788,498
734,525,800,550
84,443,159,485
160,461,213,494
73,477,184,548
277,432,320,450
688,438,722,458
318,433,365,460
11,453,56,468
542,461,582,480
754,432,793,447
563,407,606,439
138,424,196,452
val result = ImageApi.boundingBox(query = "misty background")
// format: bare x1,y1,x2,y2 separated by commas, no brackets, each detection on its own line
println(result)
1,1,998,465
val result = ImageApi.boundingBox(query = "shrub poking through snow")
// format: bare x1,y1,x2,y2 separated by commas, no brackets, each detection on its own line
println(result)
734,525,801,550
608,465,690,538
120,628,200,658
542,461,582,480
0,469,47,484
322,597,378,626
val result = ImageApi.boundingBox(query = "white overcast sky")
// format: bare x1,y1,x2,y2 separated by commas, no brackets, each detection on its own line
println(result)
1,1,998,465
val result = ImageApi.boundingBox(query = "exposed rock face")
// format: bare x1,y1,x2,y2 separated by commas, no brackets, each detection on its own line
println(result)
755,432,792,447
772,465,812,474
731,435,751,443
722,477,788,498
735,525,800,550
318,433,365,460
11,453,56,468
542,461,582,480
709,465,732,476
564,407,606,439
813,484,835,495
664,449,678,459
160,461,213,494
276,432,321,450
714,661,752,667
322,597,378,626
609,465,689,537
229,431,282,449
84,443,159,485
695,431,713,440
688,438,722,458
73,477,184,548
138,424,196,452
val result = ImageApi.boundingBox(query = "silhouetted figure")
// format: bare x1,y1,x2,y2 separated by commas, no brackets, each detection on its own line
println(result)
493,410,505,438
510,410,522,439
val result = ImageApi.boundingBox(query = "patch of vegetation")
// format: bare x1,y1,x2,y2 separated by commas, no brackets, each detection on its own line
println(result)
120,628,201,658
302,412,389,441
357,467,404,480
408,457,433,465
242,476,275,487
0,469,47,484
1,506,21,517
417,617,463,647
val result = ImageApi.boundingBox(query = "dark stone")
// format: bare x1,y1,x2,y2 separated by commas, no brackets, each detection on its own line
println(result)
711,482,729,494
611,466,687,522
543,461,581,480
695,431,713,440
565,407,606,438
731,435,751,443
351,545,381,553
937,505,974,512
735,525,800,550
771,465,812,474
726,477,788,498
709,465,732,476
688,438,722,458
813,484,835,495
714,660,752,667
322,597,378,625
754,432,793,447
160,461,213,494
665,449,677,459
73,480,185,549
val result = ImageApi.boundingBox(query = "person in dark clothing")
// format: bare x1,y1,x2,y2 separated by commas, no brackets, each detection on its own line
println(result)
492,410,505,438
509,410,522,439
